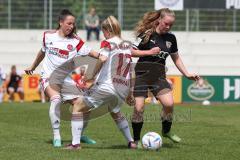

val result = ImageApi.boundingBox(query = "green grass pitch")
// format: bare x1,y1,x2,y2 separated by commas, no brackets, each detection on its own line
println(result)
0,102,239,160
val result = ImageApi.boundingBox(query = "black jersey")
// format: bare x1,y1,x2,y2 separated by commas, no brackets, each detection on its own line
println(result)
135,32,178,65
134,32,178,79
7,73,21,89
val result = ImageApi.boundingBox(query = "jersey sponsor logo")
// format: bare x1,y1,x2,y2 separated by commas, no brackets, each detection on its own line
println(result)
48,47,69,59
153,51,170,59
67,44,73,51
166,41,172,49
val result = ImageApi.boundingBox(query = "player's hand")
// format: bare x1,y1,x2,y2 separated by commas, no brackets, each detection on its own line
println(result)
150,47,161,55
24,67,34,75
126,93,135,106
186,73,200,81
85,79,95,89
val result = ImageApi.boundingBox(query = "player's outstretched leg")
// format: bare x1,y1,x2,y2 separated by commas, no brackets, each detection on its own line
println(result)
64,97,90,150
158,92,181,143
161,113,181,143
111,112,137,149
64,112,83,150
49,95,62,147
80,111,96,144
131,107,144,148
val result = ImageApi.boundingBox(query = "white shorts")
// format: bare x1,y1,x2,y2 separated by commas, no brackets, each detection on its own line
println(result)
40,77,83,102
83,83,124,113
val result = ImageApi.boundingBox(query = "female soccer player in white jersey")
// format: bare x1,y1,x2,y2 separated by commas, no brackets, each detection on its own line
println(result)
65,15,160,150
25,9,100,147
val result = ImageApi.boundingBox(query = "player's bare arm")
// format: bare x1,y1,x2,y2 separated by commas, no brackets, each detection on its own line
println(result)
25,50,45,75
131,47,160,57
126,64,135,106
88,50,99,59
171,52,200,81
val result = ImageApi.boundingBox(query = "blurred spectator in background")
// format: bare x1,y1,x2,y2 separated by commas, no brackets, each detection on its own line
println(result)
0,67,7,103
85,7,100,41
6,65,24,102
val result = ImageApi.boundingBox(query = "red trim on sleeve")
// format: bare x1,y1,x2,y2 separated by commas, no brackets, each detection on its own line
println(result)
76,39,84,52
100,40,111,50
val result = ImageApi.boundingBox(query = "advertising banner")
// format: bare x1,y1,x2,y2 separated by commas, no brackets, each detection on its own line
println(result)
167,76,182,103
183,76,240,102
155,0,184,10
226,0,240,9
23,74,41,102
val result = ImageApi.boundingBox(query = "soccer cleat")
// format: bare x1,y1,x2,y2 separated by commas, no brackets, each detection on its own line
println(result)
162,132,181,143
64,143,81,150
134,141,143,149
128,141,137,149
53,139,62,147
137,142,143,149
80,135,96,144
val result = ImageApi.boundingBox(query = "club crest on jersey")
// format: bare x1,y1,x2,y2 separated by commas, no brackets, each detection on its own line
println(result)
166,41,172,49
67,44,73,51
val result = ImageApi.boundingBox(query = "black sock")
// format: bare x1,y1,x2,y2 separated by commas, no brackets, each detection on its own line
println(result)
162,120,172,134
132,122,143,141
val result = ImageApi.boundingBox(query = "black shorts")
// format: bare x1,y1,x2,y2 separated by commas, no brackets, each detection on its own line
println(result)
133,62,171,98
7,85,18,94
133,77,172,98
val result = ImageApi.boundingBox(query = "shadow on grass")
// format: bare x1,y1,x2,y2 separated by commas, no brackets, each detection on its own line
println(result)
46,139,72,145
45,139,182,150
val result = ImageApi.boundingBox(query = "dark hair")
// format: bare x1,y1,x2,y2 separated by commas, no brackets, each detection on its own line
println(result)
57,9,76,37
11,65,16,70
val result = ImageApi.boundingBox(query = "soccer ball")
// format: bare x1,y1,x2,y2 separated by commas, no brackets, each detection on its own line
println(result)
142,132,162,150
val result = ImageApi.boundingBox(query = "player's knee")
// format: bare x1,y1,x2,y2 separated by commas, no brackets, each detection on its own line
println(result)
110,112,123,120
8,87,14,94
134,98,145,112
17,87,23,93
135,104,144,112
49,95,61,113
73,98,89,113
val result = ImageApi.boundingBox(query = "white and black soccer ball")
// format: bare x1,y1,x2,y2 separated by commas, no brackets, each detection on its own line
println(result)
142,132,162,150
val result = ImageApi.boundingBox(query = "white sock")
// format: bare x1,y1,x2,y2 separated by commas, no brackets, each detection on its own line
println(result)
71,113,83,145
115,115,133,142
49,95,61,140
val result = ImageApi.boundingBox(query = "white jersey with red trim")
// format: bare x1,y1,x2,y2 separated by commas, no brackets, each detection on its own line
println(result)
95,36,132,99
41,30,91,79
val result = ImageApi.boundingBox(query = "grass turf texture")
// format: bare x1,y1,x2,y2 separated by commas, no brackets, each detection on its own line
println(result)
0,102,239,160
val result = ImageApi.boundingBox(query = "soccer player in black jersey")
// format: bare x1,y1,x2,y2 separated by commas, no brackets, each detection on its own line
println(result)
131,8,200,146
